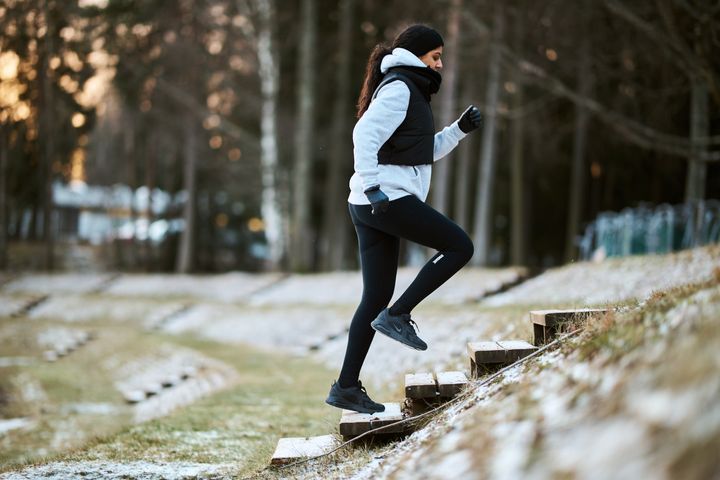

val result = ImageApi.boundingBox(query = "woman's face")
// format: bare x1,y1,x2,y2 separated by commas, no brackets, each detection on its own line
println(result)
419,46,443,71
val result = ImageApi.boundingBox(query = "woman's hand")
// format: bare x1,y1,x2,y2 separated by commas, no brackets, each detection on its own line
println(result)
363,185,389,215
458,105,483,133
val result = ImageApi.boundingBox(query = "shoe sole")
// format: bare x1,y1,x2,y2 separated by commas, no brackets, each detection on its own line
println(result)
325,396,384,414
371,319,427,351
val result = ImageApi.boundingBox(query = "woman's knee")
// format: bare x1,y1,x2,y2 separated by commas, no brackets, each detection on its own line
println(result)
456,231,474,263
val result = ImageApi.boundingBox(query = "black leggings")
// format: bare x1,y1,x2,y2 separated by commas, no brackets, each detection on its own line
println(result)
337,194,474,388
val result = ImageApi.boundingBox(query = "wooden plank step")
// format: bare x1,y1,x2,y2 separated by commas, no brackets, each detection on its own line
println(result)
339,402,406,438
530,308,608,345
404,372,437,399
270,434,339,465
436,371,468,398
467,340,538,378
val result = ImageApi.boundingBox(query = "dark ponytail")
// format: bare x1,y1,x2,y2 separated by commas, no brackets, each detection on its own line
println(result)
356,44,391,118
356,24,443,118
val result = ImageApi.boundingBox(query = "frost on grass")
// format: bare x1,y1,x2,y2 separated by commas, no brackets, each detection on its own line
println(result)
329,282,720,480
3,273,113,295
105,271,284,302
249,267,525,306
484,245,720,307
0,460,236,480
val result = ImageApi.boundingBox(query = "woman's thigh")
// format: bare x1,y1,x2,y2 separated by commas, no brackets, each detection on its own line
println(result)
351,195,472,253
349,204,401,302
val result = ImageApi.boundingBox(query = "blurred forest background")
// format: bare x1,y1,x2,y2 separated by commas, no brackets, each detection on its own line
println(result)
0,0,718,273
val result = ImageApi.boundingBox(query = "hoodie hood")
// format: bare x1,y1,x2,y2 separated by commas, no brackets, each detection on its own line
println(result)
380,47,428,73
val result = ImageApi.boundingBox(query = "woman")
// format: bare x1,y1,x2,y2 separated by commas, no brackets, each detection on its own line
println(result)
325,24,483,414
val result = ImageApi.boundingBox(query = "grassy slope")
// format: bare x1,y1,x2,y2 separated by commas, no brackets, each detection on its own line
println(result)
0,318,368,476
289,270,720,479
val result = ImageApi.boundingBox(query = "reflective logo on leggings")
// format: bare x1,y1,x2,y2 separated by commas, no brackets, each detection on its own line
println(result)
432,254,445,264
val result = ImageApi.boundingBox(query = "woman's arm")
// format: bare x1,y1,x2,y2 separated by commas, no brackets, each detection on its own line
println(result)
433,121,467,162
352,81,410,191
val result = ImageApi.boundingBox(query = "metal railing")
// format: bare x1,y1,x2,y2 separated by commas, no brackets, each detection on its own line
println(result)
579,200,720,260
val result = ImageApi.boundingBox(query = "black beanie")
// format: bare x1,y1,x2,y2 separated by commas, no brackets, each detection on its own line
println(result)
397,25,444,57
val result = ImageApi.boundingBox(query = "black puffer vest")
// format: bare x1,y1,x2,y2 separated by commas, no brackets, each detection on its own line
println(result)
372,67,439,166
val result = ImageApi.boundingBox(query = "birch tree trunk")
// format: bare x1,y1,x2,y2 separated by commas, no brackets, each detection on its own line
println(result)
472,3,504,266
175,113,197,273
290,0,316,271
564,21,592,262
431,0,462,215
319,0,354,271
255,0,285,270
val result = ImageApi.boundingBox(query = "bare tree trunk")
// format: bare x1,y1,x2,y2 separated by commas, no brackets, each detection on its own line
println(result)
431,0,462,215
255,0,285,270
144,130,157,271
124,109,138,267
41,0,55,270
564,20,592,262
176,113,197,273
290,0,316,271
685,74,708,202
453,78,476,228
319,0,354,271
472,3,504,266
0,125,7,270
509,17,527,266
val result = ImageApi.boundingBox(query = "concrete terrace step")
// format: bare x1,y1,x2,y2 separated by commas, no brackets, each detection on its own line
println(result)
531,308,609,345
467,340,538,378
270,434,340,465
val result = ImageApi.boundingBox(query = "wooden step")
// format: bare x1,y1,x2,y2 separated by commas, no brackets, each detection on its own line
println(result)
436,371,469,398
270,434,339,465
530,308,608,345
467,340,537,378
404,371,469,416
405,373,437,400
339,402,406,440
404,371,469,400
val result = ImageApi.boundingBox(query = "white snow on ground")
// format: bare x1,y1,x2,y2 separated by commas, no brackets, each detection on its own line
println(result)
105,271,285,302
104,344,240,423
159,303,353,353
312,308,502,391
484,247,719,307
28,294,180,324
2,273,113,294
335,282,720,480
0,461,236,480
0,418,34,436
249,267,525,306
0,295,37,317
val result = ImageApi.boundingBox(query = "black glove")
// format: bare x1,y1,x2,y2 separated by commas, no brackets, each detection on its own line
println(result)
458,105,483,133
364,185,389,215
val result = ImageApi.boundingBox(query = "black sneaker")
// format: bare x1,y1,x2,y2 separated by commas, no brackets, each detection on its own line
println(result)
370,308,428,351
325,379,385,414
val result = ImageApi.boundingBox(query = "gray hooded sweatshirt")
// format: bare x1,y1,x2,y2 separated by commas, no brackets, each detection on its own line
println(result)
347,47,467,205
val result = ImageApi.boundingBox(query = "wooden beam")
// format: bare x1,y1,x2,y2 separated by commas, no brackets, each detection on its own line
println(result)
436,371,468,398
404,372,437,400
270,434,339,465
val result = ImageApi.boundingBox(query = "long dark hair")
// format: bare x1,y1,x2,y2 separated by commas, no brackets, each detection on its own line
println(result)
356,24,436,118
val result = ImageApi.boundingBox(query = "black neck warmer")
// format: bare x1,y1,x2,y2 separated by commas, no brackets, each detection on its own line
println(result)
386,66,442,101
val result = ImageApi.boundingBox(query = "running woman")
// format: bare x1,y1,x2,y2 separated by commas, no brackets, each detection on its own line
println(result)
325,24,483,414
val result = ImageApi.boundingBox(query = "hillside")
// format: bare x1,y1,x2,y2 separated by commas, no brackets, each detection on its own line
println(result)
0,247,718,479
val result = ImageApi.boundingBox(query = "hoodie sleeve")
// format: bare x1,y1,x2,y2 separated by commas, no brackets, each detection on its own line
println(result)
433,120,467,162
352,80,410,191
